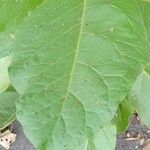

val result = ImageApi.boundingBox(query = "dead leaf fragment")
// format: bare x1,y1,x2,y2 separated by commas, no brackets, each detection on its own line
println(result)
139,138,145,145
0,130,16,149
126,132,130,138
124,137,139,141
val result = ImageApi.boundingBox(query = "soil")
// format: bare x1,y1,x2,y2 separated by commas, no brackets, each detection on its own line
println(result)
116,114,150,150
0,114,150,150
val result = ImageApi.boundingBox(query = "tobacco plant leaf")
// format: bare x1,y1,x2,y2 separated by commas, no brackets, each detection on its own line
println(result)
0,0,45,31
0,86,19,130
8,0,150,149
0,0,45,58
114,98,135,133
131,68,150,127
115,68,150,132
0,0,46,130
115,0,150,131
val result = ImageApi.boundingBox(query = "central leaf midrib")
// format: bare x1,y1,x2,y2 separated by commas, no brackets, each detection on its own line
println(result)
66,0,87,95
51,0,87,135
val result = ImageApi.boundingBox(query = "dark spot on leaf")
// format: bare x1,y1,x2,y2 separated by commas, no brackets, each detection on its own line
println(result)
5,138,8,141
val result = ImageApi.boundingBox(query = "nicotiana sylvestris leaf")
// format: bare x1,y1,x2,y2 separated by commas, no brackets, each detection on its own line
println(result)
0,0,45,58
113,98,135,133
0,0,47,129
115,1,150,131
130,67,150,127
8,0,149,149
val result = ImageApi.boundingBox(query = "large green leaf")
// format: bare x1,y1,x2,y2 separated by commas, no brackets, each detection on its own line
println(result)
130,68,150,127
0,0,42,130
8,0,149,149
114,97,135,133
0,86,19,130
114,0,150,132
0,0,45,31
0,0,45,58
114,68,150,132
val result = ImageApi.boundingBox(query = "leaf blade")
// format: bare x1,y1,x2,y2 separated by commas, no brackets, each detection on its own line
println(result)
8,0,150,149
0,0,45,58
114,98,135,133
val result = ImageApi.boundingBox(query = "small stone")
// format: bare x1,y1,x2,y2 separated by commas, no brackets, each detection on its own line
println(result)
135,145,139,149
126,132,130,138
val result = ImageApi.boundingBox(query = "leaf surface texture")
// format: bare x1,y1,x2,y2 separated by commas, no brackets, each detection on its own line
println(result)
3,0,150,149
